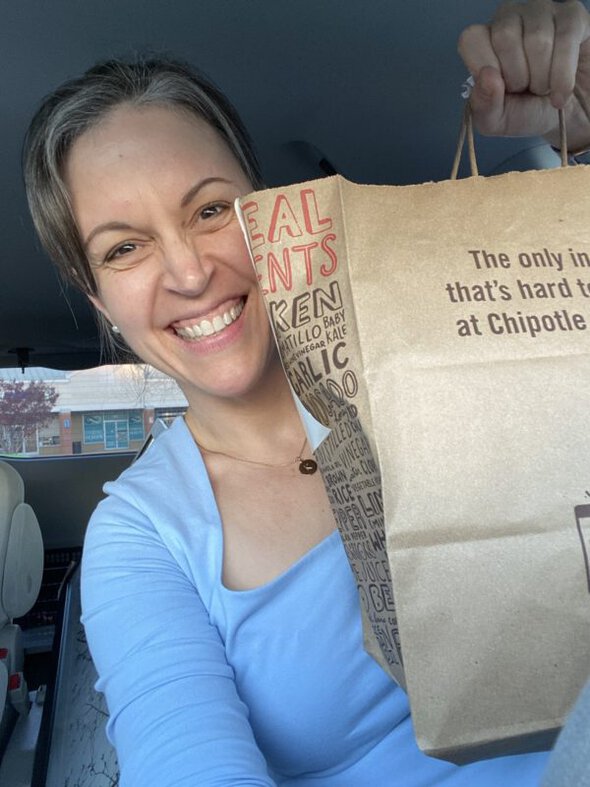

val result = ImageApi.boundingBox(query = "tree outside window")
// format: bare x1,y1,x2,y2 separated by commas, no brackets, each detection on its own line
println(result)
0,380,59,455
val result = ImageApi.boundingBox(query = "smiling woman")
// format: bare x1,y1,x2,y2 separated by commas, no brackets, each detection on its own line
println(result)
23,58,264,355
63,105,274,402
18,2,590,785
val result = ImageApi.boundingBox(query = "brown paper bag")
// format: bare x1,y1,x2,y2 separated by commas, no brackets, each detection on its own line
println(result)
238,165,590,764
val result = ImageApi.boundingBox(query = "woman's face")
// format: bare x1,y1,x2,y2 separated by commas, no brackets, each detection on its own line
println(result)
64,104,275,404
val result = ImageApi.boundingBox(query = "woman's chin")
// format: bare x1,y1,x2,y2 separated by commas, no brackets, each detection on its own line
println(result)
178,365,271,403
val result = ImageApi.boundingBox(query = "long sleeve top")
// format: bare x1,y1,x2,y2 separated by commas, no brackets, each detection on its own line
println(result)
81,417,549,786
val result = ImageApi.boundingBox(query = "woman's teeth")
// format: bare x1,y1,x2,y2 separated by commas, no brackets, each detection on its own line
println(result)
174,300,244,340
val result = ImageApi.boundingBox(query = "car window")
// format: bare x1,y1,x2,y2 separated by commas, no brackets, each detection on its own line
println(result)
0,364,187,458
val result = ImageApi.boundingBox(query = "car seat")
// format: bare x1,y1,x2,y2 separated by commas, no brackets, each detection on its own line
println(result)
0,461,44,716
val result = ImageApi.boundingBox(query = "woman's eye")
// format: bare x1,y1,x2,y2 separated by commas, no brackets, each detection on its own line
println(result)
196,202,232,226
201,204,223,218
105,242,138,262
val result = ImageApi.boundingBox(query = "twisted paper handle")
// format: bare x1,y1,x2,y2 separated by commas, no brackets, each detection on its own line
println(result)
451,105,568,180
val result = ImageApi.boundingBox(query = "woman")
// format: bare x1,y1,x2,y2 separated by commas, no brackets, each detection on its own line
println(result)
23,2,590,785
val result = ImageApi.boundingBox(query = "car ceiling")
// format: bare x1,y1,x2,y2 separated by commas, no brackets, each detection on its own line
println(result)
1,0,573,370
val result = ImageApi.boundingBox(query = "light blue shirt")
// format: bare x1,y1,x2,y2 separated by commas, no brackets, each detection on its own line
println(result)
82,417,549,786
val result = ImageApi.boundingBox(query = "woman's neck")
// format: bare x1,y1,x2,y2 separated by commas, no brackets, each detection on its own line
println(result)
182,359,306,460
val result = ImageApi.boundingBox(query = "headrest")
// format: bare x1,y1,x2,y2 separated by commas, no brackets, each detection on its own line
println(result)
3,502,44,619
0,461,24,530
0,462,44,621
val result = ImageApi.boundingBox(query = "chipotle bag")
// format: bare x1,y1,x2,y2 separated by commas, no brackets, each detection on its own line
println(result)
237,161,590,763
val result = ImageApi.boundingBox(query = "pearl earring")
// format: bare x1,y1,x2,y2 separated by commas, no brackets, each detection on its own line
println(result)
111,324,121,335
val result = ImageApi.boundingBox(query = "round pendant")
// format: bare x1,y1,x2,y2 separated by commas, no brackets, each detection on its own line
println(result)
299,458,318,475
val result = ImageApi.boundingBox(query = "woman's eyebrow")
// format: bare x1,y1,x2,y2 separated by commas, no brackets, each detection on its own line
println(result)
83,178,234,248
84,221,133,250
179,177,233,208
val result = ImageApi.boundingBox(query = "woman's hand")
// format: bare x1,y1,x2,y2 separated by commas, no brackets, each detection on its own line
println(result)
458,0,590,152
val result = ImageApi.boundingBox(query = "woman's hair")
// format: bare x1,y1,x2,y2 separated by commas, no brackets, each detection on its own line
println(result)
23,56,263,300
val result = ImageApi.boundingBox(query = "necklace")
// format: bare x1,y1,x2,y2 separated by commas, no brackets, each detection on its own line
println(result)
198,434,318,475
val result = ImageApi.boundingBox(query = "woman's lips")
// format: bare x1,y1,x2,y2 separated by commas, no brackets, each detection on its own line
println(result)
172,298,245,341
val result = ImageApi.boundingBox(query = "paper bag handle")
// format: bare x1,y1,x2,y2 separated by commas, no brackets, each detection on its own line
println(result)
450,105,568,179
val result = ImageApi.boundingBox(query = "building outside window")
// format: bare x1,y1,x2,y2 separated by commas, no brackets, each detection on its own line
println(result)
0,365,187,457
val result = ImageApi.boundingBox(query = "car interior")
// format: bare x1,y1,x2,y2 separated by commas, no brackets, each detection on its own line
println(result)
0,1,580,784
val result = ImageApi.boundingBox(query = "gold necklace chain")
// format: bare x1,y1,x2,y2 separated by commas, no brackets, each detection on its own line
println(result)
197,435,318,475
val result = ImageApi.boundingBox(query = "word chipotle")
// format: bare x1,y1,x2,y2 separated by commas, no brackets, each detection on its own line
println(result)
487,308,586,338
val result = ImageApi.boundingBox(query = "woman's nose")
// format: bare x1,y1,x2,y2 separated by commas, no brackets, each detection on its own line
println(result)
160,237,213,295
